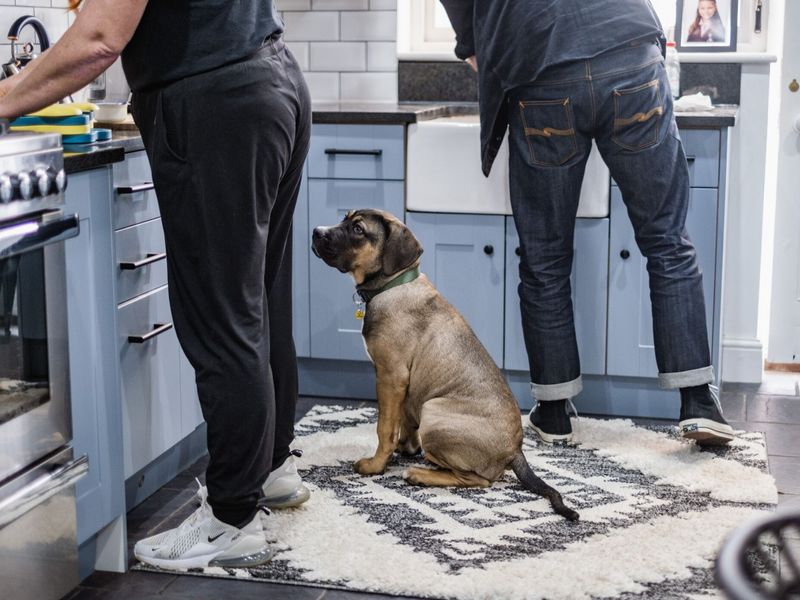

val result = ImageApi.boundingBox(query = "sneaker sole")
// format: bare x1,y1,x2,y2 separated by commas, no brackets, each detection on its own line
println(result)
528,421,573,446
135,545,274,571
679,418,735,446
264,484,310,509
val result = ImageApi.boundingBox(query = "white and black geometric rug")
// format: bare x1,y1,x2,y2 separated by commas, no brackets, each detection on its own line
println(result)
136,405,778,599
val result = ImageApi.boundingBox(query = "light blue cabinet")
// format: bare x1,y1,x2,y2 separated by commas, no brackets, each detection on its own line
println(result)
405,212,506,366
308,124,404,180
308,178,404,361
606,186,718,378
292,167,311,358
65,167,127,547
504,217,609,374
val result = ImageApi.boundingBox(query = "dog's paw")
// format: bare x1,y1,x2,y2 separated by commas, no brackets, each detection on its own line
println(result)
353,457,386,476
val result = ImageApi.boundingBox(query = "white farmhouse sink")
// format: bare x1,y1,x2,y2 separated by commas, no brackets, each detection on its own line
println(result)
406,114,609,218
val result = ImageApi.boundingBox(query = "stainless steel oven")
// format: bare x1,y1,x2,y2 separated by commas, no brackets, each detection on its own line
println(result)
0,125,88,600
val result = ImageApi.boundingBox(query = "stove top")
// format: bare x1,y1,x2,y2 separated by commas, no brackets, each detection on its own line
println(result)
0,123,66,222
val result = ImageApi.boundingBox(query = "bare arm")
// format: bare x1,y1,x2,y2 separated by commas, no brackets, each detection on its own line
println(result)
0,0,149,118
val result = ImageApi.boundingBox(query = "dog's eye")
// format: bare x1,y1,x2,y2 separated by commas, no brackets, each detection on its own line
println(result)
353,224,364,235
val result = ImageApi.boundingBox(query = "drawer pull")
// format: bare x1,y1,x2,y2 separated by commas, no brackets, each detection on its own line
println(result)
116,182,155,194
324,148,383,157
685,155,696,163
128,322,173,344
119,252,167,271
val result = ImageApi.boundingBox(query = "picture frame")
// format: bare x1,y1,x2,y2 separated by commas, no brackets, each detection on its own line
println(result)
675,0,738,52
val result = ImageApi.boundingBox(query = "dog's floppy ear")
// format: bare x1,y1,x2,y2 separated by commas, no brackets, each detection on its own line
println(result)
381,214,423,276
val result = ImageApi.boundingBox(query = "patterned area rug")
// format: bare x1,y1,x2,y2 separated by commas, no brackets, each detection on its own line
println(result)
136,405,778,599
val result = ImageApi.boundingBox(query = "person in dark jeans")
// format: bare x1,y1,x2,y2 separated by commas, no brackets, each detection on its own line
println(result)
0,0,311,571
440,0,733,447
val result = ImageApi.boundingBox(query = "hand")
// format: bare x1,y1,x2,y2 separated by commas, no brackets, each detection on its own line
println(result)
465,55,477,72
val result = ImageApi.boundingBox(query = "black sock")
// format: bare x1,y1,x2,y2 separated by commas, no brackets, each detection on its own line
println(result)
680,384,709,405
539,399,567,416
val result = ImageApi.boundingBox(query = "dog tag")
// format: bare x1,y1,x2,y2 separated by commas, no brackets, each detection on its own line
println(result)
354,303,365,320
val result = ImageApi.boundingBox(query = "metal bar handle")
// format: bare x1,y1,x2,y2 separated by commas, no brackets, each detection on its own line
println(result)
0,212,80,260
0,455,88,529
119,252,167,271
324,148,383,157
128,322,173,344
116,182,155,194
686,155,696,163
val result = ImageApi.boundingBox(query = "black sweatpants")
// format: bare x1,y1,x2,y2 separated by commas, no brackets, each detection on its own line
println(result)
131,36,311,527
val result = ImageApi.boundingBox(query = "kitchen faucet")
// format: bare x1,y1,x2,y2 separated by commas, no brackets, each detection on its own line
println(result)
2,16,51,79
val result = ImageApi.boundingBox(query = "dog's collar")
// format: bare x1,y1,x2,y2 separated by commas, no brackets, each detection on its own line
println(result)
356,267,420,303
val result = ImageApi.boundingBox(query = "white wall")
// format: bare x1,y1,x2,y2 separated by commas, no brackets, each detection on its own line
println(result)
277,0,398,102
764,0,800,365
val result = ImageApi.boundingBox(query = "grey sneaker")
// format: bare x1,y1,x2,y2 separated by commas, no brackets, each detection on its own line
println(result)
134,481,273,570
263,450,310,509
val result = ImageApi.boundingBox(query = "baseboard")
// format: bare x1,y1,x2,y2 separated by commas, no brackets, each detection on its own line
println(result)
722,338,764,383
764,361,800,373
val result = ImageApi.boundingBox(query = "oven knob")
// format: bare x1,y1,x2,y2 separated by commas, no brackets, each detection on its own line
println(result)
33,168,50,197
0,174,12,203
54,168,67,193
16,171,32,200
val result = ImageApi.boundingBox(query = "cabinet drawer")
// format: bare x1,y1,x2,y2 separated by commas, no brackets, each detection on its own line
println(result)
612,128,720,190
118,286,181,478
308,124,404,180
681,129,720,188
115,218,168,304
112,151,159,229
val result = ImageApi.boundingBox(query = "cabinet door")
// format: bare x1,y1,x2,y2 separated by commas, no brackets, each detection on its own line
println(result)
292,167,310,358
607,187,717,378
308,179,404,361
65,168,127,545
405,212,505,366
504,218,609,375
118,286,182,477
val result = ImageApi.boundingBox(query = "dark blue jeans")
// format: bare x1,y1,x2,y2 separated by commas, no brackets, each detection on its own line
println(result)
507,41,713,401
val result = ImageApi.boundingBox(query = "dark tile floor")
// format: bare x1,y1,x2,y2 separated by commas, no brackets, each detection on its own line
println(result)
62,377,800,600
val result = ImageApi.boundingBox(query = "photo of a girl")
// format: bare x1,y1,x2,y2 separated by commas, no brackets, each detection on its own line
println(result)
677,0,736,51
687,0,726,42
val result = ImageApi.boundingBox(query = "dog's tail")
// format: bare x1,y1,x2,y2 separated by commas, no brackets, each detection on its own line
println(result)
510,452,579,521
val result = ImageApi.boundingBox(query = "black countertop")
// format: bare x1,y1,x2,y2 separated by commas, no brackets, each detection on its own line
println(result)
62,103,737,173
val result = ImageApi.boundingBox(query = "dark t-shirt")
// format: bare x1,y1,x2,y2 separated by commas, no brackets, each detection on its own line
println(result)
122,0,283,92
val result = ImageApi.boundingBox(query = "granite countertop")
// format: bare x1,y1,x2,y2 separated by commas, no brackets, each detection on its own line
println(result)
62,103,737,173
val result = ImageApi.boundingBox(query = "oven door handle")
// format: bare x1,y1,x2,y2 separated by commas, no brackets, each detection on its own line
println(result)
0,213,80,260
0,455,88,529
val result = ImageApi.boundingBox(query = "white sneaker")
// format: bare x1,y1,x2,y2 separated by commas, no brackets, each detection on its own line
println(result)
263,451,310,509
134,481,273,570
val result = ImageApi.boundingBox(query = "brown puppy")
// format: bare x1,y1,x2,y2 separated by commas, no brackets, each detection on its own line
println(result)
312,209,578,521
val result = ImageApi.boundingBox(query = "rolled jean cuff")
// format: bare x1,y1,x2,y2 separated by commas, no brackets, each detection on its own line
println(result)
658,365,714,389
530,376,583,401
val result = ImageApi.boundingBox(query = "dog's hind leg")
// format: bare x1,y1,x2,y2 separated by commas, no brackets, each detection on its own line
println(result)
398,410,421,456
403,466,490,488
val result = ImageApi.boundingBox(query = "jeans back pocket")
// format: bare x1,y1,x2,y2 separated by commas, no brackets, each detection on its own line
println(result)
612,79,664,152
518,98,577,167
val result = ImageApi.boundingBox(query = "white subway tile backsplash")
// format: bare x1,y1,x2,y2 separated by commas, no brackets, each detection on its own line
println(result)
369,0,396,9
340,72,396,101
286,41,310,70
310,42,365,71
367,41,396,71
341,10,396,41
18,0,50,7
33,7,70,44
276,0,312,10
51,0,72,8
282,11,340,41
311,0,368,10
304,72,340,101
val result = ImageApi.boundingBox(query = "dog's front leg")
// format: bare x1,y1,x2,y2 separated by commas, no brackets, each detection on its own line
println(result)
354,364,408,475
